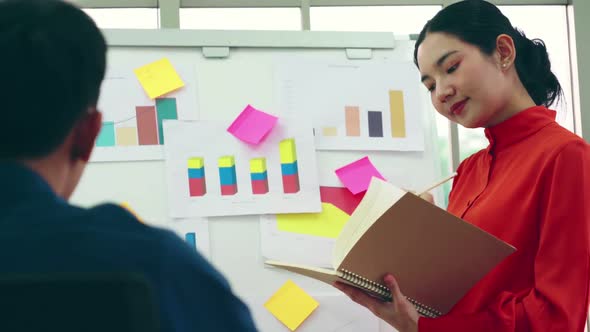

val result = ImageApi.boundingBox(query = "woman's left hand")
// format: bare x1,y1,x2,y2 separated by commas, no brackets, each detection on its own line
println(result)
334,274,419,332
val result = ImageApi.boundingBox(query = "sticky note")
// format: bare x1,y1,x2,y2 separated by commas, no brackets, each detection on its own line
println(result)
133,58,185,99
264,280,319,331
277,203,350,238
335,157,386,195
227,105,278,145
120,202,142,222
319,186,365,216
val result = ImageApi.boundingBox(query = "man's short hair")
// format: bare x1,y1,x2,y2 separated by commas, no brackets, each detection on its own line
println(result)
0,0,107,159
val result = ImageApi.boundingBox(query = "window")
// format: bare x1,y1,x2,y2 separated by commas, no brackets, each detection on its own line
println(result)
179,8,301,30
310,6,440,35
458,5,574,161
83,9,158,29
500,5,574,131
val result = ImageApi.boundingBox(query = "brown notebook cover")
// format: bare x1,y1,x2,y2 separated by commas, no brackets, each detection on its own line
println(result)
266,178,516,317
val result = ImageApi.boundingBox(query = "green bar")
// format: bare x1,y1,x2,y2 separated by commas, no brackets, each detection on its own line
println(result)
96,122,115,147
156,98,178,145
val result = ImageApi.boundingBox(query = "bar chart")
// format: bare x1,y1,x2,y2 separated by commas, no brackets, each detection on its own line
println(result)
184,140,303,198
276,60,424,151
91,63,198,162
96,98,178,147
164,120,321,217
319,90,406,140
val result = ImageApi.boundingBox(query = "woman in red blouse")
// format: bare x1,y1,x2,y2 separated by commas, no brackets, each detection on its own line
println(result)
334,1,590,331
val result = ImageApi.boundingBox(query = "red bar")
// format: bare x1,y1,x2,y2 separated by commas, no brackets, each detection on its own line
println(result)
251,179,269,195
189,178,206,197
221,184,238,196
282,173,300,194
136,106,159,145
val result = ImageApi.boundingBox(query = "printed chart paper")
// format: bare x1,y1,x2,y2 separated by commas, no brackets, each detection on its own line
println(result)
160,218,211,259
276,59,424,151
164,120,321,217
260,186,363,268
91,63,198,162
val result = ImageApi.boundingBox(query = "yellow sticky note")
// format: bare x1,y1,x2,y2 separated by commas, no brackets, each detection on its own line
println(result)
120,202,142,223
134,58,185,99
264,280,319,331
277,203,349,238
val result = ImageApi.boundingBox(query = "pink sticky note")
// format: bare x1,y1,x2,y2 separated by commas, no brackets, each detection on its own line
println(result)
227,105,278,145
335,157,386,195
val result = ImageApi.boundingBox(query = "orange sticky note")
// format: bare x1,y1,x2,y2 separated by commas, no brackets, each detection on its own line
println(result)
264,280,319,331
133,58,184,99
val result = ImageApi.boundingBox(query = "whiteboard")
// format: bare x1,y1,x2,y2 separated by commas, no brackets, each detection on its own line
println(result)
70,30,442,332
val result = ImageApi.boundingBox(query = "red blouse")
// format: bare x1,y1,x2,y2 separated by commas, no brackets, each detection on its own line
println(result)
419,106,590,331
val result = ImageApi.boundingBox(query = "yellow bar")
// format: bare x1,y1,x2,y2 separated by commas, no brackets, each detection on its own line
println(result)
250,158,267,173
116,127,138,146
187,157,204,169
218,155,235,167
322,127,338,136
279,138,297,164
389,90,406,138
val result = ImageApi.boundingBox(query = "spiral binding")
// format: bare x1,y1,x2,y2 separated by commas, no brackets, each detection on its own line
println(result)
339,269,442,318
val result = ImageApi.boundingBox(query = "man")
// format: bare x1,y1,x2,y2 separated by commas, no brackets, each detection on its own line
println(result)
0,0,257,331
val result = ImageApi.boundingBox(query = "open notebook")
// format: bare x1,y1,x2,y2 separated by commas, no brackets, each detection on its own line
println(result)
266,178,516,318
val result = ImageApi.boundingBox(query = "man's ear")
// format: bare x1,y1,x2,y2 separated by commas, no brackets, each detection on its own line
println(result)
71,108,102,162
496,34,516,70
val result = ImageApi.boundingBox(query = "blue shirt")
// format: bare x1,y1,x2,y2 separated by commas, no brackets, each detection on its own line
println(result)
0,162,258,332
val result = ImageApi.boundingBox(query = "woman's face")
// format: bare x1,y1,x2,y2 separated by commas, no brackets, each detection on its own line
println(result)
416,32,511,128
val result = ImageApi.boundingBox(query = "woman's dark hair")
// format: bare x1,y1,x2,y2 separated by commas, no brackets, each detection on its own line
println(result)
0,0,107,159
414,0,562,108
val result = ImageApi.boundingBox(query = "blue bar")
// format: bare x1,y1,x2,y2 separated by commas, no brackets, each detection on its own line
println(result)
281,161,298,176
96,122,115,147
156,98,178,145
250,171,268,181
185,232,196,250
188,168,205,179
219,166,237,185
368,111,384,137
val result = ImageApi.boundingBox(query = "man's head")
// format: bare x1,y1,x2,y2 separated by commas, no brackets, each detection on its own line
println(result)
0,0,106,198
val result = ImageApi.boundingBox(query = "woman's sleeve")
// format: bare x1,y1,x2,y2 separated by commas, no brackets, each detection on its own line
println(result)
419,141,590,332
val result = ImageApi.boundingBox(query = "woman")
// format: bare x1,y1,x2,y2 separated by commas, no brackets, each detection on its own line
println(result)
334,1,590,331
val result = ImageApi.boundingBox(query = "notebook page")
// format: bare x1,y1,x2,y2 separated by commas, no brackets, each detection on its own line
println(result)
332,178,405,268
